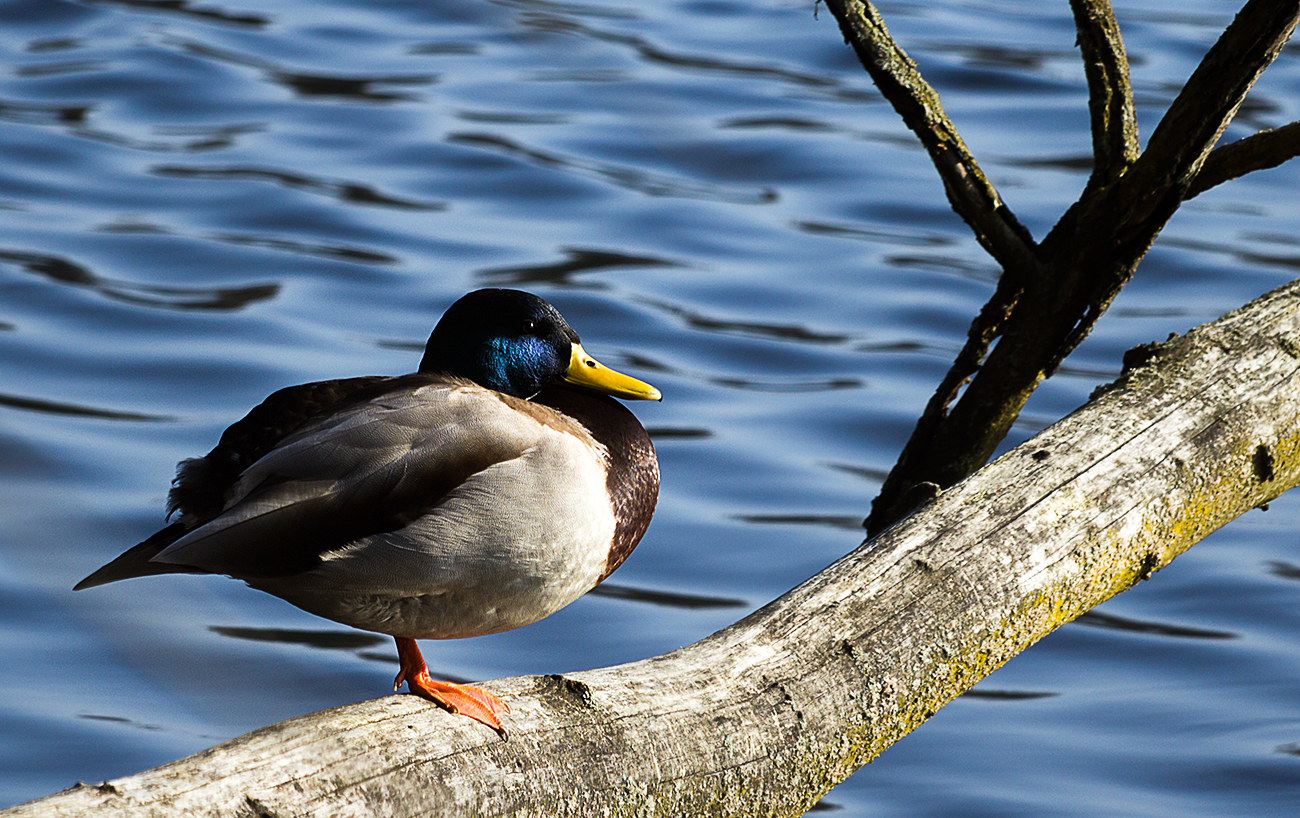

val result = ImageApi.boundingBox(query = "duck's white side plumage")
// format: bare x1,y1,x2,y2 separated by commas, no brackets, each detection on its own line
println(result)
152,382,618,640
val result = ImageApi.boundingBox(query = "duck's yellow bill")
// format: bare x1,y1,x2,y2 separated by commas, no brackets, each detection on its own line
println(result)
565,343,661,401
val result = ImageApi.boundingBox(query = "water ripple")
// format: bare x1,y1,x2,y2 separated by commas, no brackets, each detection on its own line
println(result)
1074,610,1237,640
641,297,852,344
793,220,957,248
0,393,172,422
498,0,639,22
960,688,1058,701
0,97,255,153
518,11,849,94
209,626,387,651
1266,561,1300,581
710,376,861,393
151,165,446,211
447,132,777,204
270,71,435,103
733,513,865,532
587,582,746,609
921,41,1077,71
84,0,270,28
479,247,680,286
213,233,398,266
0,249,279,311
645,426,711,440
77,714,164,732
14,60,109,78
1163,235,1300,272
0,98,89,127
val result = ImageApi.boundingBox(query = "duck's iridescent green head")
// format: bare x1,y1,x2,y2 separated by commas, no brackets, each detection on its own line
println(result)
420,289,660,402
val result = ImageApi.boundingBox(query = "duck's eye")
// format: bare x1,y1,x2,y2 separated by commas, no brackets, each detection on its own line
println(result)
520,319,537,335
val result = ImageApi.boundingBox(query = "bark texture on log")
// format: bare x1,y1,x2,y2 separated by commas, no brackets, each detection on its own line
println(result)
9,280,1300,818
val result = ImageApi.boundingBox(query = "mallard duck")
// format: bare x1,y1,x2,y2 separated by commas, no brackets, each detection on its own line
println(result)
76,288,660,736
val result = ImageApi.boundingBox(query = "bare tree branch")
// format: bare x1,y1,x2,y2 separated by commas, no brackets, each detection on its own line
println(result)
1187,120,1300,198
867,0,1300,535
871,270,1023,526
1068,0,1139,193
1102,0,1300,228
822,0,1041,281
1037,0,1300,372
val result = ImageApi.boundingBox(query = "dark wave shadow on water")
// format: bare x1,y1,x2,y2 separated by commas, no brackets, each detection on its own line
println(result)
853,339,956,357
447,132,777,204
0,98,90,127
639,296,853,345
824,462,889,483
1073,609,1237,640
165,33,437,104
208,625,386,651
213,233,398,266
511,8,872,104
645,426,711,440
0,393,173,422
411,42,481,57
920,40,1079,71
1266,560,1300,581
883,252,1001,283
0,249,279,311
83,0,271,28
960,688,1059,701
270,71,434,103
151,165,446,212
615,352,670,374
792,219,957,248
1002,153,1095,172
733,513,865,532
1163,235,1300,272
586,582,746,609
479,247,681,287
710,376,862,393
76,713,164,732
0,97,261,153
454,109,563,125
94,219,399,266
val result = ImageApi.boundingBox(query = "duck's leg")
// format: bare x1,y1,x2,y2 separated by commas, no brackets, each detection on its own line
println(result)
392,636,509,737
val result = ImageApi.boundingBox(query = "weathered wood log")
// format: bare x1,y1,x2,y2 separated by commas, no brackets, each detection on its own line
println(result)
10,279,1299,817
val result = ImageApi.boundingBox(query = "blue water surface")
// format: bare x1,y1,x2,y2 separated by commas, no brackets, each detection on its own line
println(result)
1,0,1298,813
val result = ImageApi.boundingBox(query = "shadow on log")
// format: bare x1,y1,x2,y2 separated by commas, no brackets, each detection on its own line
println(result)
8,279,1298,817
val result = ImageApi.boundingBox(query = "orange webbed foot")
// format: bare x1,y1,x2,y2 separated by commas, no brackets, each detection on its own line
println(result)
393,637,509,738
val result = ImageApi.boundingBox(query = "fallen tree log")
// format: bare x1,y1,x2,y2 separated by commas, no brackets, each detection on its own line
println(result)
10,278,1300,818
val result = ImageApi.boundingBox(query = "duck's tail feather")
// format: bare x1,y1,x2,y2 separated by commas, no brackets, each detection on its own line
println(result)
73,523,205,590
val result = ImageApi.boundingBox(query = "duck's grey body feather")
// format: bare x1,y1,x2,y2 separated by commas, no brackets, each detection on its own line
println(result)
154,381,617,639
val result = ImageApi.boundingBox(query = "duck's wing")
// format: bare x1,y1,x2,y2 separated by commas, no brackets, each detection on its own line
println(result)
146,381,549,581
74,375,394,591
167,375,391,522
